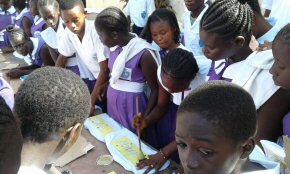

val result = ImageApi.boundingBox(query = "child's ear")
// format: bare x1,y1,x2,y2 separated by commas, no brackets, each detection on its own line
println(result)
112,31,118,40
234,36,245,47
240,138,255,159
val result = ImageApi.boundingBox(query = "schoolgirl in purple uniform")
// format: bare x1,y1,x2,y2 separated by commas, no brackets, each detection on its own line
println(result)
29,0,46,37
94,7,160,133
5,26,54,79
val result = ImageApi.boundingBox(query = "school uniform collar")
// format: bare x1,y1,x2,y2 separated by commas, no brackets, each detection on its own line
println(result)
34,15,44,25
30,37,39,58
0,6,16,15
15,7,29,20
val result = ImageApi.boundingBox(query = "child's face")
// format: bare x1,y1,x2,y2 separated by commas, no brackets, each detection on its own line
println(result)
161,72,191,93
176,112,244,174
61,6,86,36
0,0,10,11
29,0,38,17
150,20,176,50
39,5,60,31
200,29,239,61
10,37,30,56
184,0,205,12
270,40,290,90
96,28,117,48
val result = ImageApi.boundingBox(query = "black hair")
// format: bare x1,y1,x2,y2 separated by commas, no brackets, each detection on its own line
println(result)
14,67,91,143
38,0,59,12
273,23,290,45
13,0,27,11
95,7,129,34
246,0,262,16
6,25,30,42
143,8,180,43
59,0,84,11
0,96,23,173
178,80,257,144
200,0,253,41
161,48,199,80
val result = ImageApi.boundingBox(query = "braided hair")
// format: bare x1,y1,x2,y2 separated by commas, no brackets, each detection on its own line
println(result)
200,0,253,40
246,0,262,16
59,0,84,11
143,8,180,43
162,48,199,80
95,7,129,34
38,0,59,12
273,23,290,46
6,25,30,42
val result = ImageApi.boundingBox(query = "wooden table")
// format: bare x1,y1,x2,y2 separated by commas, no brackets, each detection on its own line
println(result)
59,129,178,174
1,52,265,174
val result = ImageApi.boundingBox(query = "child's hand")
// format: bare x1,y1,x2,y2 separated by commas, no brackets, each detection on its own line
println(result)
136,152,167,174
132,114,147,132
6,69,23,79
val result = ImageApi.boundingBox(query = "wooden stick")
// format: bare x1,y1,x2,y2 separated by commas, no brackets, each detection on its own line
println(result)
136,96,145,160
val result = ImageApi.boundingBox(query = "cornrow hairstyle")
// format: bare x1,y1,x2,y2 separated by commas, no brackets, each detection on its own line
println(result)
178,80,257,144
95,7,129,34
14,67,91,143
143,8,180,43
245,0,262,16
161,48,199,80
200,0,253,41
59,0,84,11
273,23,290,46
37,0,59,12
6,25,30,42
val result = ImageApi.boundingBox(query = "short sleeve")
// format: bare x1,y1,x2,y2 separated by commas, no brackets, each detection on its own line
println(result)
147,0,156,16
58,28,76,57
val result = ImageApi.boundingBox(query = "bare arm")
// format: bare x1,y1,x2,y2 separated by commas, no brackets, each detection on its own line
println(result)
47,46,58,63
55,54,68,68
256,88,290,142
40,44,55,66
22,17,33,37
140,50,158,116
90,60,110,116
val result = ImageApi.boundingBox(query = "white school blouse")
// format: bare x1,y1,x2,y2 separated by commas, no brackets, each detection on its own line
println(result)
58,20,109,79
182,4,211,75
256,25,280,44
127,0,155,27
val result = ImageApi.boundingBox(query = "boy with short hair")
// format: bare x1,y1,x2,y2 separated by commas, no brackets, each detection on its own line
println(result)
56,0,110,114
176,81,257,174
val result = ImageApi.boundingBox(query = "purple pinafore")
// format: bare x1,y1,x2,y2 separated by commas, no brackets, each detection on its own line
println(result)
0,6,17,48
208,59,233,82
30,16,46,37
284,112,290,137
31,37,45,66
15,9,34,30
107,47,148,133
0,76,14,110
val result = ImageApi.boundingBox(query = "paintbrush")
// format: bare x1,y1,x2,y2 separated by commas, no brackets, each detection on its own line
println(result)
136,96,145,161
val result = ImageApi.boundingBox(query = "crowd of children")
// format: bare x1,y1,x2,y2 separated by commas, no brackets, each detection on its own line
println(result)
0,0,290,173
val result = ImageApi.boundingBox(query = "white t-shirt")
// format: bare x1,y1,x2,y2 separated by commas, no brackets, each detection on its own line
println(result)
182,4,211,75
58,20,109,79
127,0,155,27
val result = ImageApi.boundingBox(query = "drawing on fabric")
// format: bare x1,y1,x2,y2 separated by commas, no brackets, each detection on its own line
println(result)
89,116,114,136
112,137,148,166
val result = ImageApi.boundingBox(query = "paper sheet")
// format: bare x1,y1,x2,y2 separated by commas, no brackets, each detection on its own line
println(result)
105,128,170,174
53,135,94,167
84,113,123,142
